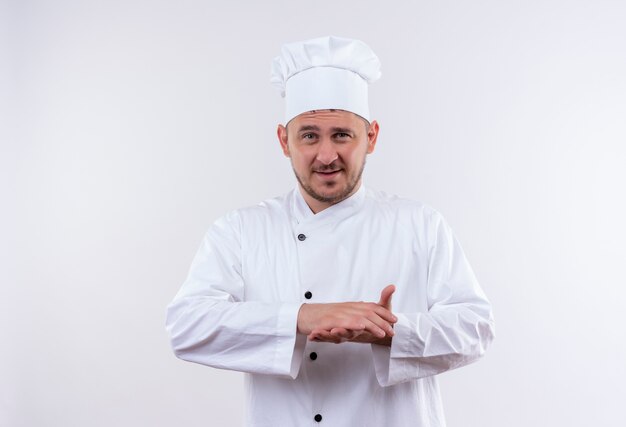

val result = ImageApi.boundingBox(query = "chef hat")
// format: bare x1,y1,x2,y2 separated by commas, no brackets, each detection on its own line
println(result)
270,36,381,124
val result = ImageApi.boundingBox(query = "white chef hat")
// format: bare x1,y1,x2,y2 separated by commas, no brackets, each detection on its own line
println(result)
270,36,381,124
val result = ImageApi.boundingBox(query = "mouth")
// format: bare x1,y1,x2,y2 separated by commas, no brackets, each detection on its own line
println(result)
314,169,342,179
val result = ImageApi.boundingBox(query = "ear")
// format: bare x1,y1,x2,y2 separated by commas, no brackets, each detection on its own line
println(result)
277,124,290,157
366,120,379,154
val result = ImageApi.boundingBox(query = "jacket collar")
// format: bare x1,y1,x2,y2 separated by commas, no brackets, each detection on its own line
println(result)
292,183,366,227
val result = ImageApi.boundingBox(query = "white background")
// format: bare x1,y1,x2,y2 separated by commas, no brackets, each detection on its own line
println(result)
2,1,626,426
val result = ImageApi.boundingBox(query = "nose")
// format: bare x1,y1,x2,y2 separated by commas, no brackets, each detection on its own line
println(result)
316,138,338,165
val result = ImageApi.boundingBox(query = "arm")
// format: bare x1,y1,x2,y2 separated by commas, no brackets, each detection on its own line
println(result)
165,212,306,378
306,211,495,385
370,211,495,386
165,212,398,378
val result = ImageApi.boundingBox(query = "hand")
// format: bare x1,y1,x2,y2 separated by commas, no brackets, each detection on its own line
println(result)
297,288,397,340
305,285,397,345
308,328,393,346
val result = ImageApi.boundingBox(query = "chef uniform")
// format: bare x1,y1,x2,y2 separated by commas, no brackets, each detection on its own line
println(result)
166,36,495,427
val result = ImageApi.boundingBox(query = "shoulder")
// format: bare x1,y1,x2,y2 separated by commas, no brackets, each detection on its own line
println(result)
364,187,441,221
363,188,453,247
362,187,451,241
212,190,293,232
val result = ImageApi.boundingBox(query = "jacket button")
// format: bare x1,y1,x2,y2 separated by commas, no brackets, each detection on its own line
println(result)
297,233,306,241
314,414,322,422
304,291,312,299
309,352,317,360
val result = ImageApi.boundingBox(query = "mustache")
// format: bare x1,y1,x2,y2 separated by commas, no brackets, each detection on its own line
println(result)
313,163,343,173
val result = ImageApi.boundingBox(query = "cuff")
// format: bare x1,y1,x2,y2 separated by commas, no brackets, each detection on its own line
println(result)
371,313,421,386
273,302,307,379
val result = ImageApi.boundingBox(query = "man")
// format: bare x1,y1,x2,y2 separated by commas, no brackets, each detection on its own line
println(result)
166,36,495,426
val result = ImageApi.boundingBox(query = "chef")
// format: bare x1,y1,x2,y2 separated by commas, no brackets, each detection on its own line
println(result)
166,36,495,427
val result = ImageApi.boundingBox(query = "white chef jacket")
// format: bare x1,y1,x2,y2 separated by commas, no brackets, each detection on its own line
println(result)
166,185,495,427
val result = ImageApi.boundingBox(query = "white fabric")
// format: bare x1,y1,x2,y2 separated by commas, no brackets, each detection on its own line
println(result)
166,185,495,427
285,66,370,124
270,36,381,123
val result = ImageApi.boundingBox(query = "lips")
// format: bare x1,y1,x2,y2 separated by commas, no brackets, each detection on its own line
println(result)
314,169,342,178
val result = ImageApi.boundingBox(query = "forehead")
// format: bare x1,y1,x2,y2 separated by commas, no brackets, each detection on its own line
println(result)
289,109,366,130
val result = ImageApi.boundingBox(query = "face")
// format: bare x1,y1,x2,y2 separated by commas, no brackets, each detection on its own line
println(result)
277,110,379,213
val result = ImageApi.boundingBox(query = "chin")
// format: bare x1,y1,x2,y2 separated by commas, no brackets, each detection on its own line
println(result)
315,184,343,196
316,187,350,202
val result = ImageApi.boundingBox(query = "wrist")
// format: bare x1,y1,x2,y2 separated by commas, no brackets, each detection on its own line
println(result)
296,303,313,335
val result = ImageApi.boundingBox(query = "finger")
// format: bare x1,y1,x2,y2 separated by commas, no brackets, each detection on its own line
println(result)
330,327,362,340
309,329,343,343
309,328,328,339
309,332,324,342
364,308,396,336
370,303,397,323
378,284,396,309
341,303,395,329
328,329,354,343
308,328,322,340
362,317,393,338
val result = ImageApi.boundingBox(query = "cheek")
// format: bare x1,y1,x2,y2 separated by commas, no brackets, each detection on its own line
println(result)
293,148,316,163
290,151,311,170
343,146,368,164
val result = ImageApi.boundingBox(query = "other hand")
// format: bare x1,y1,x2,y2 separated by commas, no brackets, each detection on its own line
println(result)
303,284,396,345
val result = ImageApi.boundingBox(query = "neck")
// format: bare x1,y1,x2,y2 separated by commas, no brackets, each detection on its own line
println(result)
300,181,362,214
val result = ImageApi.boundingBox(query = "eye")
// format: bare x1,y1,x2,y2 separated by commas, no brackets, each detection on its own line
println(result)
300,133,318,143
335,132,352,139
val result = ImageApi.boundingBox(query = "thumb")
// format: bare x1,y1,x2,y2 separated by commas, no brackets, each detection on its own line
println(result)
378,284,396,310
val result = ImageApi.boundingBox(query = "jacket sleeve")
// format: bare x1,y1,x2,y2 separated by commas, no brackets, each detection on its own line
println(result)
371,210,495,386
165,211,306,378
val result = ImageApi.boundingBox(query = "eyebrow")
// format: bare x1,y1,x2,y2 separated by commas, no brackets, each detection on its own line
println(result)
330,127,354,134
296,125,354,134
297,125,321,133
